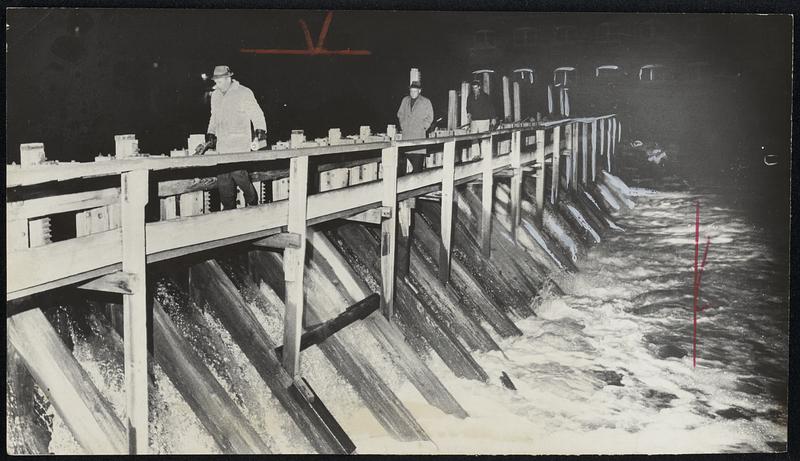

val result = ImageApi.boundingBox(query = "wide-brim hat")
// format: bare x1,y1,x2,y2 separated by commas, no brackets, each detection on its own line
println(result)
212,65,234,79
409,81,422,89
470,78,482,86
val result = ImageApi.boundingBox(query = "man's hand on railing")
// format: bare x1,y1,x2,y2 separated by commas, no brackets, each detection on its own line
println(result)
194,133,217,155
251,129,268,151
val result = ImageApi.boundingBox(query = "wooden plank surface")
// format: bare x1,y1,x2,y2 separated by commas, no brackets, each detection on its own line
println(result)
8,308,127,454
120,169,149,454
152,300,273,453
480,137,494,257
306,228,468,418
438,140,456,283
380,146,398,319
283,156,309,378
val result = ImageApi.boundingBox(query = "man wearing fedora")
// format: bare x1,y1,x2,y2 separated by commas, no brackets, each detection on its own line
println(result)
396,80,433,175
196,65,268,210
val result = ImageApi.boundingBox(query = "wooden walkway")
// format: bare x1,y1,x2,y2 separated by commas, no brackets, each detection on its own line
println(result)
7,113,620,453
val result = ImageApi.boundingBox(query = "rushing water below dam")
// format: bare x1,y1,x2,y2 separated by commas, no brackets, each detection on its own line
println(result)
23,152,788,455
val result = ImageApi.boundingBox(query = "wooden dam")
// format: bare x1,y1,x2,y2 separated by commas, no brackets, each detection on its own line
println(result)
6,76,625,453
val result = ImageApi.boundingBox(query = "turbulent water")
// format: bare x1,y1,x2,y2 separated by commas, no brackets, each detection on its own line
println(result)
16,163,787,455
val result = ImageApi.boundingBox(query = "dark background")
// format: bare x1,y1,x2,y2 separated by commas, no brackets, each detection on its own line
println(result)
4,10,792,164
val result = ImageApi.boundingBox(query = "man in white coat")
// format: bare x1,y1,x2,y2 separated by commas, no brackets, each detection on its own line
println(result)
396,80,433,174
196,65,268,210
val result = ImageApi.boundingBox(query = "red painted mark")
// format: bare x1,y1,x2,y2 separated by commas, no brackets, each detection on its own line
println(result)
692,200,712,368
240,11,372,56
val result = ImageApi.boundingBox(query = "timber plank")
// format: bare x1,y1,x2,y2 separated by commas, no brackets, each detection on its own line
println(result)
189,260,352,454
305,228,468,418
250,250,432,442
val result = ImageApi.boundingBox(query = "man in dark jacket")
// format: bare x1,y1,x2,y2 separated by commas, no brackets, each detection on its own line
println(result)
396,80,433,174
196,65,267,210
466,79,496,159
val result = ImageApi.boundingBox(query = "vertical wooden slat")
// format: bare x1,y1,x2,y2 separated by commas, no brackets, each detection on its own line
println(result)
396,199,413,278
439,140,456,283
447,90,458,130
460,82,469,126
282,156,309,379
582,122,589,185
551,125,561,204
610,117,617,173
600,118,606,174
572,122,579,190
564,123,572,190
535,128,546,225
510,130,523,243
502,76,511,121
120,168,149,454
513,81,521,122
380,145,399,319
480,136,494,257
591,120,598,182
607,118,613,172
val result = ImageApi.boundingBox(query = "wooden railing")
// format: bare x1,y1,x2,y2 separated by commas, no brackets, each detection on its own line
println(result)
6,113,619,453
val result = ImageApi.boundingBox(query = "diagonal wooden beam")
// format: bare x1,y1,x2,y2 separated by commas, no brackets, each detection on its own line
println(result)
77,271,138,295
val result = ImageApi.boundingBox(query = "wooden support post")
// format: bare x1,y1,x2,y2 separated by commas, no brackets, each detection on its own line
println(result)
460,82,469,126
513,81,521,122
606,118,613,172
8,308,127,453
282,156,309,379
564,124,572,190
502,76,511,121
572,122,579,190
8,219,30,250
582,122,589,185
380,146,398,319
28,217,52,247
510,130,522,243
439,140,456,283
535,128,546,225
599,118,606,174
480,136,494,257
609,117,617,172
482,72,491,95
120,169,149,454
396,199,413,278
551,126,561,205
591,120,598,182
447,90,458,130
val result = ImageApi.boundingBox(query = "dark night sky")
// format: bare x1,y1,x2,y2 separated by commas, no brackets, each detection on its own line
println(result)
4,9,792,163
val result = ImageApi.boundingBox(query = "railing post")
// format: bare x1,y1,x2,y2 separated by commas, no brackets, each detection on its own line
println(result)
535,128,546,225
282,156,309,378
510,130,522,243
582,122,589,185
591,120,598,183
502,76,511,121
439,140,456,283
513,81,521,122
564,123,572,190
606,118,613,173
380,145,399,319
609,117,617,173
480,135,494,257
120,169,149,454
551,125,561,204
571,122,579,190
447,90,458,130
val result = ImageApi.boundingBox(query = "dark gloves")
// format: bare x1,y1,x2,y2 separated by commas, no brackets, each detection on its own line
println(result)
195,133,217,155
254,129,267,142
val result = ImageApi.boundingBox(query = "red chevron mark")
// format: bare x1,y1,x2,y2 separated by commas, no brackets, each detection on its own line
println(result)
240,11,371,56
